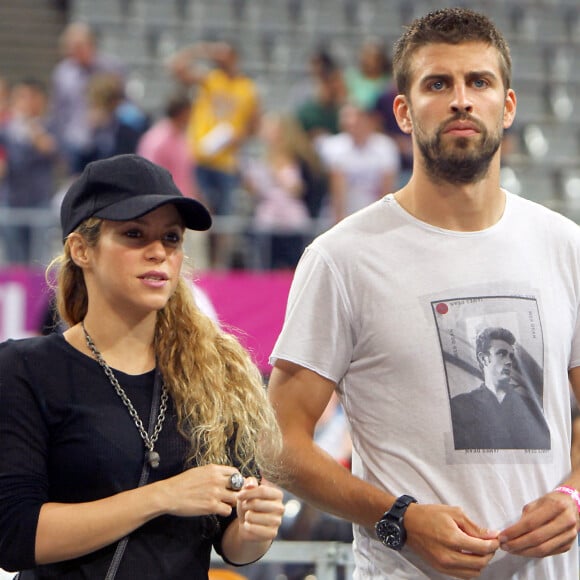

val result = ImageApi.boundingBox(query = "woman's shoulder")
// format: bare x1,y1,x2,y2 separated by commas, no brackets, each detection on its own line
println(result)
0,333,68,365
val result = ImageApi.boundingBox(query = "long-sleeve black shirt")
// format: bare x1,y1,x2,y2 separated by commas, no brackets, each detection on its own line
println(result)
0,334,234,579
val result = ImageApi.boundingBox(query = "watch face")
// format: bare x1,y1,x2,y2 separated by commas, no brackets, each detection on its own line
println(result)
376,520,405,550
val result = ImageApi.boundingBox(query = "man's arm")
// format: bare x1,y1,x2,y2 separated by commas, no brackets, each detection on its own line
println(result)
498,366,580,557
268,359,499,579
268,359,385,523
166,42,219,86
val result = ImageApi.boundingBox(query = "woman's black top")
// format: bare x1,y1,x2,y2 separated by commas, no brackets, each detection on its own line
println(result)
0,334,235,579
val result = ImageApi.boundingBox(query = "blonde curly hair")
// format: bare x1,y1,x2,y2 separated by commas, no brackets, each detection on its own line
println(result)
47,218,281,477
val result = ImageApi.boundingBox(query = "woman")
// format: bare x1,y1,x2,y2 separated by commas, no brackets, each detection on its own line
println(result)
243,113,326,269
0,154,284,579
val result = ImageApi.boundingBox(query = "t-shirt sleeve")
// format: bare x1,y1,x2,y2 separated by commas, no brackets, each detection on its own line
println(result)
270,245,355,384
320,137,341,170
0,341,48,571
566,222,580,370
570,299,580,370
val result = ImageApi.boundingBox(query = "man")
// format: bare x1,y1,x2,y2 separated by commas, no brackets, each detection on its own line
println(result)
168,41,260,267
320,103,400,224
294,48,345,143
268,8,580,580
450,327,550,450
0,78,59,264
50,22,126,174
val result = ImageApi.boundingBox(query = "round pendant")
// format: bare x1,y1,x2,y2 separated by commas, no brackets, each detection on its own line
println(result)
147,450,161,469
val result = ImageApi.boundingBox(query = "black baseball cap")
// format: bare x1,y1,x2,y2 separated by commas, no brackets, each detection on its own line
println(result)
60,154,212,240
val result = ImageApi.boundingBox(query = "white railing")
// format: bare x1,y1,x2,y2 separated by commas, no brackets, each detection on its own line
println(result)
211,540,355,579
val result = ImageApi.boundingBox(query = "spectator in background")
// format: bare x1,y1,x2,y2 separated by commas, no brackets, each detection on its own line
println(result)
288,47,333,107
0,78,59,265
0,77,10,193
168,41,260,268
137,93,198,199
138,93,209,269
321,103,400,224
50,22,126,174
0,77,10,124
344,39,392,111
76,72,144,168
374,83,414,188
294,48,346,146
243,113,315,270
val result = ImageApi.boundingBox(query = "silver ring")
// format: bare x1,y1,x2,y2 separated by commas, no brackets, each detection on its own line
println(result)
228,472,244,491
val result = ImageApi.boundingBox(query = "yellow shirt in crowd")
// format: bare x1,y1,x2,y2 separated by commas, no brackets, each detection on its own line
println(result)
188,69,259,173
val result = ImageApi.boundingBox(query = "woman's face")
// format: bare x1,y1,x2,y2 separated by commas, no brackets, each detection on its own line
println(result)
259,114,282,145
82,204,185,319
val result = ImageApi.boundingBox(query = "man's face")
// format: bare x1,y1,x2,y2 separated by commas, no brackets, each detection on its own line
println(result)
396,41,516,184
480,339,515,389
66,35,95,67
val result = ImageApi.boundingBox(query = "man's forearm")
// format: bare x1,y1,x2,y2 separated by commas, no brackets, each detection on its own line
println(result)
278,436,395,529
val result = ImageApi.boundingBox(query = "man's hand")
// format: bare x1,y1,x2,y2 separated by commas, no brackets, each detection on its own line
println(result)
405,503,499,579
499,491,579,557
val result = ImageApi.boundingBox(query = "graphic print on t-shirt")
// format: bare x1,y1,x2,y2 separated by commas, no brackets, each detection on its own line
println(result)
431,295,550,451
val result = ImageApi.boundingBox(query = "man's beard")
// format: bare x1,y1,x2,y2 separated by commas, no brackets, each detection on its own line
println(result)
415,114,503,184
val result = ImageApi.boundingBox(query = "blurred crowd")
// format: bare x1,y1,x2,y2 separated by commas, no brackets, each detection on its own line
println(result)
0,20,407,271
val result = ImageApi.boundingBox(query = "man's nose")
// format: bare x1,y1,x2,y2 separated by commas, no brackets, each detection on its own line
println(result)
450,84,473,114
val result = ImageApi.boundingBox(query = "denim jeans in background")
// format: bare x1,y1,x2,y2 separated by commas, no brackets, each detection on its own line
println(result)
194,165,239,216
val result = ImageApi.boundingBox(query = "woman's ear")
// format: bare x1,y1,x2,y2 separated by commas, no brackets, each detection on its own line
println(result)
68,233,90,268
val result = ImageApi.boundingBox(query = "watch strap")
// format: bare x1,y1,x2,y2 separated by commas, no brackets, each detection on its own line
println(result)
387,494,418,519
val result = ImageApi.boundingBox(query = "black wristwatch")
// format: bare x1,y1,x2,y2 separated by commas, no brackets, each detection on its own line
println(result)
375,494,418,551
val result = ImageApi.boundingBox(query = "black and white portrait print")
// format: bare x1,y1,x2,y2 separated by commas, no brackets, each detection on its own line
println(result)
432,295,550,451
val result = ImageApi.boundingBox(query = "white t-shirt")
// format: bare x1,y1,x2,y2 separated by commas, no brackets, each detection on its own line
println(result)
271,192,580,579
321,133,400,216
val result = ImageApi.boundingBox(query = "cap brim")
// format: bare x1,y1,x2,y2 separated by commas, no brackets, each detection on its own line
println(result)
93,195,212,231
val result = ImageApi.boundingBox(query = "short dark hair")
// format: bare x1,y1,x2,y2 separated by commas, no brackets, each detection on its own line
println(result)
392,7,512,96
14,77,47,95
311,47,339,77
165,93,191,119
476,327,516,366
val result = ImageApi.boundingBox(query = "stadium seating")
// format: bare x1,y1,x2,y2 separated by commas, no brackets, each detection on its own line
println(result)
1,0,578,267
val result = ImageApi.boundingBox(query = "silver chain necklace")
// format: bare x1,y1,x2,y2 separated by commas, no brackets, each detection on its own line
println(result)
81,321,168,469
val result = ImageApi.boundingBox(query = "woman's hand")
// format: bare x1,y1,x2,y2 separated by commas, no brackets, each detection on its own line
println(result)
154,464,243,518
235,477,285,542
220,476,285,565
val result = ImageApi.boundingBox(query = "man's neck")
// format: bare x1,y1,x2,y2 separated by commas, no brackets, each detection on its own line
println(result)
484,383,507,404
394,163,505,232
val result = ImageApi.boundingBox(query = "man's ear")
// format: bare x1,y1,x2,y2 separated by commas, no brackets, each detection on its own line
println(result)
68,233,90,268
393,94,413,135
477,352,490,368
503,88,517,130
